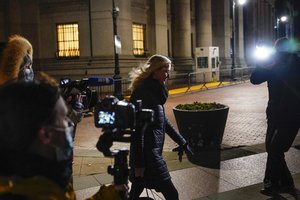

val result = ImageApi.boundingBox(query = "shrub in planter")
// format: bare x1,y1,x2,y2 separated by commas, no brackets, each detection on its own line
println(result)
175,102,226,111
173,102,229,151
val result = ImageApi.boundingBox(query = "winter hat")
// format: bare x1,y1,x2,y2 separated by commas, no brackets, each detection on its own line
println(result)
0,35,33,85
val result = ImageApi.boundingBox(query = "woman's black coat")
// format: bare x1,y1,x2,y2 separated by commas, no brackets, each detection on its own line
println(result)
129,76,186,184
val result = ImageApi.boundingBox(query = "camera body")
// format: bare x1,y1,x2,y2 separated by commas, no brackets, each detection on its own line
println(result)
60,78,98,111
94,95,154,185
94,96,136,129
94,95,154,131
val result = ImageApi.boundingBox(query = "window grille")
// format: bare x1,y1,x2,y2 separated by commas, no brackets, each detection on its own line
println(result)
132,23,146,56
56,23,80,57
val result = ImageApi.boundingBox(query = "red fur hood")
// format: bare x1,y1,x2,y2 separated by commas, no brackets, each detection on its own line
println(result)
0,35,33,85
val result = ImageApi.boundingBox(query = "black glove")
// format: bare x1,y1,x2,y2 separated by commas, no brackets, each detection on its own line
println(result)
172,143,194,162
183,142,194,155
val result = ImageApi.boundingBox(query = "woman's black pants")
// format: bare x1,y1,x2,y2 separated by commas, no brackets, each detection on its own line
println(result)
129,179,179,200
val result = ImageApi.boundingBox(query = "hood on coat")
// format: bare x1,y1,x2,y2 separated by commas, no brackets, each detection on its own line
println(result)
0,35,33,84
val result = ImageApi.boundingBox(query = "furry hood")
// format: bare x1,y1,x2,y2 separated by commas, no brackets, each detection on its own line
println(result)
0,35,33,85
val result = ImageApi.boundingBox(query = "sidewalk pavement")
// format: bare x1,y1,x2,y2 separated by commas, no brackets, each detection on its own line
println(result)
73,81,300,200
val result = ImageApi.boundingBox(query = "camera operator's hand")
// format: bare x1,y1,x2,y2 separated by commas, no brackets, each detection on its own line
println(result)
134,167,145,178
73,94,84,112
67,94,84,125
114,184,129,199
114,184,129,192
95,184,127,200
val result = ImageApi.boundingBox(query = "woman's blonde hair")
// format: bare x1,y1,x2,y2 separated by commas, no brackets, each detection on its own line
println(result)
129,54,171,90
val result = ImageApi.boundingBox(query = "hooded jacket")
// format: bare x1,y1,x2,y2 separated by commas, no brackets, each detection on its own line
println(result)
0,153,121,200
0,35,33,85
0,176,121,200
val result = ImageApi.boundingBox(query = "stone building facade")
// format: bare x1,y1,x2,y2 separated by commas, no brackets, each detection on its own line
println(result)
0,0,275,80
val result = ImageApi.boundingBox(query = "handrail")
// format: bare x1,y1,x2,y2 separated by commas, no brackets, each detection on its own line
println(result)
90,66,256,99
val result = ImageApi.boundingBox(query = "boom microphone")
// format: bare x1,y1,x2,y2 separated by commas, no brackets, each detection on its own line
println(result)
87,76,114,86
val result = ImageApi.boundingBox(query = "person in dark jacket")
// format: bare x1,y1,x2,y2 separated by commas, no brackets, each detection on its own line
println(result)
128,54,191,200
0,35,83,185
0,34,34,84
0,80,125,200
250,37,300,197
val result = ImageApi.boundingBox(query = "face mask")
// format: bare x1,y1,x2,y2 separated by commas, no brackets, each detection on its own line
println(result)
18,67,34,82
18,54,34,82
46,126,74,162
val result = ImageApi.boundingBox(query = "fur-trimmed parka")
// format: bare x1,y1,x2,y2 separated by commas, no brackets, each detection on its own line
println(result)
0,35,33,85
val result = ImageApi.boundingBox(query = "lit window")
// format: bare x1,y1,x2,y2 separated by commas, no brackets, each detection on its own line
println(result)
56,23,80,57
132,23,146,56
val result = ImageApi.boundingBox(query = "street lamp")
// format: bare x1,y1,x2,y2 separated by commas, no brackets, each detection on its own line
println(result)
275,0,295,39
276,15,292,38
231,0,246,80
276,15,288,38
112,0,123,99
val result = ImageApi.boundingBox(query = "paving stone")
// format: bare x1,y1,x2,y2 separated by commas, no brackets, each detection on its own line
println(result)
73,82,300,200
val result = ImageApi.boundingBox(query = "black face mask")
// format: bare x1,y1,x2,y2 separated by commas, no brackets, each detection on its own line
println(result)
18,54,34,82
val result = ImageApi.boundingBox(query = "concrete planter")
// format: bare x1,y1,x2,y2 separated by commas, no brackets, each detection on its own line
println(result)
173,104,229,152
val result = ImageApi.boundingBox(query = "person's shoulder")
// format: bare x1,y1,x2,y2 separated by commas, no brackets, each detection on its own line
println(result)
292,53,300,62
0,176,67,199
89,184,121,200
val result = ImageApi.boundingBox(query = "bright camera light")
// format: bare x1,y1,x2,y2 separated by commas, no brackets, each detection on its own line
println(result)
254,45,274,61
238,0,247,5
280,16,288,22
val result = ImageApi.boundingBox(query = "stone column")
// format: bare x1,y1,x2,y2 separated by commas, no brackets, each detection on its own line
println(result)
243,0,256,65
117,0,133,57
237,6,245,60
20,0,40,58
90,0,112,57
211,0,232,69
172,0,193,71
196,0,212,47
154,0,168,55
1,0,40,57
6,0,22,34
90,0,132,57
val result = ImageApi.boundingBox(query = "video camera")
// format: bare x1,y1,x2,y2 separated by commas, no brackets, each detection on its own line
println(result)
94,95,154,185
59,77,114,111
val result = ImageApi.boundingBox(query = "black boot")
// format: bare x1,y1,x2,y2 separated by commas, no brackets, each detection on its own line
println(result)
260,180,280,197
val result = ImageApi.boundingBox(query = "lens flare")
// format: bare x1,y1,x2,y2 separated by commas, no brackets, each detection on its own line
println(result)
254,45,275,61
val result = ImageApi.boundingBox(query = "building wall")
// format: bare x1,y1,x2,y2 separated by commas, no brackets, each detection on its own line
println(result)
244,0,275,66
0,0,275,81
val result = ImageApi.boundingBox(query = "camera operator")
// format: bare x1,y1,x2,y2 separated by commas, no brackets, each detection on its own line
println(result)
0,34,83,140
64,87,84,139
128,54,192,200
251,37,300,197
0,80,126,199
